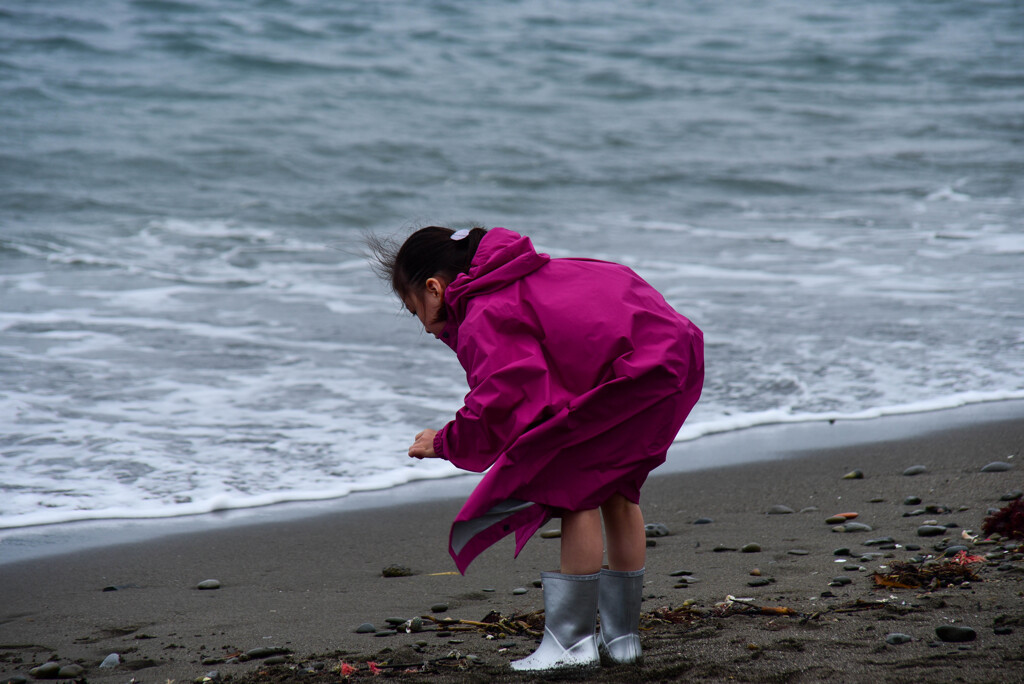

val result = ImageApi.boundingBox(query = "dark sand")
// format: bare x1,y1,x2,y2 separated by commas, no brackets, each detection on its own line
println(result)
2,415,1023,683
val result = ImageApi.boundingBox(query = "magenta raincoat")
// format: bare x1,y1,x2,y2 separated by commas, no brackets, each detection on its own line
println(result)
432,228,704,573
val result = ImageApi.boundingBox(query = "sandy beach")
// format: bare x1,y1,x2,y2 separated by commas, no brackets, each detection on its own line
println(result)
2,411,1023,684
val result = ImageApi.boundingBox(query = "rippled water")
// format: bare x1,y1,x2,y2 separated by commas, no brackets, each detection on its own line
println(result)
1,0,1022,529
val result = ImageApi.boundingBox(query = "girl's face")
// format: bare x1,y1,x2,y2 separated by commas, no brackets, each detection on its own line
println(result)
404,277,446,338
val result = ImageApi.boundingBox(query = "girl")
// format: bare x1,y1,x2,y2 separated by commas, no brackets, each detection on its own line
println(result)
370,226,704,671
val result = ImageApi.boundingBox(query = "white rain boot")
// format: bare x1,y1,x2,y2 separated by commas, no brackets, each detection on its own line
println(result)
598,567,645,665
509,571,600,671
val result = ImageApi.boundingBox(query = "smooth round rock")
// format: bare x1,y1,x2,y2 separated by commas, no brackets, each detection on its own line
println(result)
512,587,528,595
57,665,84,679
787,549,809,556
767,505,795,515
713,545,737,552
692,517,714,525
825,515,847,525
830,576,853,586
943,545,969,557
1000,490,1023,501
645,523,670,537
99,653,120,668
741,543,761,553
980,461,1012,473
994,626,1013,635
903,465,927,476
842,470,863,479
355,623,376,633
904,496,922,505
29,663,60,678
936,625,976,643
374,630,397,637
669,569,695,577
833,547,851,556
886,633,912,645
917,525,947,537
384,617,407,626
265,656,287,665
748,578,772,587
430,603,448,613
864,537,895,546
834,522,873,533
197,579,221,590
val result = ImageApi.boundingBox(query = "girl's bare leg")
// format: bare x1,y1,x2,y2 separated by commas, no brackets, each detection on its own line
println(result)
559,508,603,575
600,494,646,571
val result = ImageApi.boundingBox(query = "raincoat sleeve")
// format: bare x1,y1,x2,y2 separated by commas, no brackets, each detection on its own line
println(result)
433,310,554,473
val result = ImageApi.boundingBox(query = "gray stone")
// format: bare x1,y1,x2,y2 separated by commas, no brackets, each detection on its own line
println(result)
830,576,853,586
1000,490,1023,501
512,587,528,595
748,578,773,587
374,630,397,637
903,465,927,476
355,623,376,633
917,525,947,537
904,496,922,505
712,545,737,552
800,506,820,513
644,523,670,537
430,603,449,613
265,656,287,665
834,522,873,533
943,545,969,557
245,647,289,659
57,665,84,679
741,543,761,553
825,515,847,524
385,617,407,625
994,627,1013,635
864,537,895,546
981,461,1013,473
767,505,795,515
886,633,913,645
787,549,810,556
692,517,714,525
936,625,976,642
197,579,221,590
29,663,60,679
99,653,120,668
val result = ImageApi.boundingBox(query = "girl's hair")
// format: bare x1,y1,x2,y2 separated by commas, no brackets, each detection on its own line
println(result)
368,226,488,303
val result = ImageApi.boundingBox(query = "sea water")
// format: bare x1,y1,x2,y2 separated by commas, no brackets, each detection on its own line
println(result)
1,0,1022,530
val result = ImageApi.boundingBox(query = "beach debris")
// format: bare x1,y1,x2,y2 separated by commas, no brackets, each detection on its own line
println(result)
872,553,981,590
712,595,801,618
99,653,120,668
842,469,863,479
982,499,1024,540
935,625,976,642
903,465,927,476
382,564,413,577
197,579,221,590
421,609,545,638
767,505,794,515
645,522,670,537
885,633,913,645
980,461,1013,473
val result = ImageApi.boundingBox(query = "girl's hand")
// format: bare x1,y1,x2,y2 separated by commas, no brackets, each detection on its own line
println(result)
409,429,438,459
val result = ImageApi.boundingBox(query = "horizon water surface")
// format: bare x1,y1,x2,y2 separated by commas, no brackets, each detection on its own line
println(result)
1,0,1023,532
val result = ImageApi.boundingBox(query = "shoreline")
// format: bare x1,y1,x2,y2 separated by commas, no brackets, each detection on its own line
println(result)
2,398,1023,567
0,408,1022,682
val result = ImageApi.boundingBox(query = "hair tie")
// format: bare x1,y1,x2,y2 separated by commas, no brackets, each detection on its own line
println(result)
450,229,470,241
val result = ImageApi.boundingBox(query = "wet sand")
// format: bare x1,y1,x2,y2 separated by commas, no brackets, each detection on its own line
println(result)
1,414,1022,683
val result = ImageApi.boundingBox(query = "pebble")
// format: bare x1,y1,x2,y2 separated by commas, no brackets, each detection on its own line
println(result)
245,647,289,659
646,539,657,547
512,587,528,595
926,504,952,514
265,656,287,666
994,627,1013,635
355,623,376,633
943,545,969,557
430,602,448,613
825,515,847,525
980,461,1013,473
767,505,794,515
669,569,695,576
482,588,495,592
645,523,670,537
4,677,28,684
532,579,543,587
829,576,853,586
741,543,761,553
844,564,864,572
833,522,873,533
903,465,927,476
692,517,714,525
935,625,976,642
713,545,737,552
382,564,413,577
800,506,820,513
750,568,761,576
57,665,84,679
197,579,221,590
99,653,120,668
385,617,407,626
903,509,926,517
748,578,773,587
864,537,895,546
540,529,561,538
917,525,947,537
842,470,863,479
1000,490,1023,501
787,549,810,556
833,547,851,556
375,630,397,637
28,663,60,679
904,496,922,505
886,633,913,645
905,544,921,551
